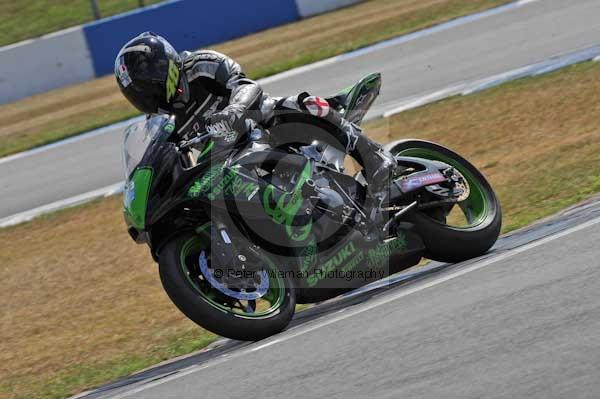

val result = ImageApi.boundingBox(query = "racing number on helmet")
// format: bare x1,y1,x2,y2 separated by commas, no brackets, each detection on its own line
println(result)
166,60,180,102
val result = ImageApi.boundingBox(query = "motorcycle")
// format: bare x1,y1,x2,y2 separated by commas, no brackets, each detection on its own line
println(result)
122,73,502,341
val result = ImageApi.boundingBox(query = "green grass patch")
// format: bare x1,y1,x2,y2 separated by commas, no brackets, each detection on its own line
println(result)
0,0,163,47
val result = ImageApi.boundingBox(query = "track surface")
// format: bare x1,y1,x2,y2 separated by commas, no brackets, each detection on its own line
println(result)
78,197,600,399
2,0,600,218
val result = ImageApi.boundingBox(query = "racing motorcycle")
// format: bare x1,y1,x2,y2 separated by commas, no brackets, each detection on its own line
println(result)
122,73,501,341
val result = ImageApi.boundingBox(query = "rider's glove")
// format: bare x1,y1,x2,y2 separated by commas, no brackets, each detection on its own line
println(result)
205,106,245,143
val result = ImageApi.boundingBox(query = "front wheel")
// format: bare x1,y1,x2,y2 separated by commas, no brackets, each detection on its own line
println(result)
386,139,502,262
158,225,296,341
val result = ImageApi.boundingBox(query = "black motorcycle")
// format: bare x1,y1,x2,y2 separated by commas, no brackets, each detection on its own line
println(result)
122,73,501,340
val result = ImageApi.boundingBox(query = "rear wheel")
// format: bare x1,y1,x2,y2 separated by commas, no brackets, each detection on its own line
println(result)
159,224,296,341
386,140,502,262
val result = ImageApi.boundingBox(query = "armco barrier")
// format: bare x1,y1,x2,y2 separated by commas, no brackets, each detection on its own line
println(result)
0,27,95,104
83,0,300,76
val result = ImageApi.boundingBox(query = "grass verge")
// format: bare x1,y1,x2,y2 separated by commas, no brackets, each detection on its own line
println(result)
4,55,600,399
368,60,600,232
0,0,511,158
0,0,163,47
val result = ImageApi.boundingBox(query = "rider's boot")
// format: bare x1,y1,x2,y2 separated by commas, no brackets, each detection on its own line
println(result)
351,133,397,240
353,133,397,201
299,94,397,238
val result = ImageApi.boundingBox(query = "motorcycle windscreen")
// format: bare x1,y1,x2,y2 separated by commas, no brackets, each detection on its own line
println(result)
122,114,169,179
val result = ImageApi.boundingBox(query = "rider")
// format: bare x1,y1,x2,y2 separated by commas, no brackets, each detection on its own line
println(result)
114,32,396,219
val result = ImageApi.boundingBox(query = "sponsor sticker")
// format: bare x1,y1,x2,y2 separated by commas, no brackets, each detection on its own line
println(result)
124,180,136,208
163,122,175,133
303,96,330,118
399,172,447,192
115,56,132,88
165,60,180,102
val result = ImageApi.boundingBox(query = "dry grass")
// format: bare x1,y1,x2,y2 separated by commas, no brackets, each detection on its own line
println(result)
4,49,600,399
366,61,600,231
0,0,510,157
0,197,217,399
0,0,164,47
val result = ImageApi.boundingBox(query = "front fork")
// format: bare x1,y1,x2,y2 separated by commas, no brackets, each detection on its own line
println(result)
208,220,237,271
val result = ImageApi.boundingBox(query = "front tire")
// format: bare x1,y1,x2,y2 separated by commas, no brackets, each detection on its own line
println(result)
386,139,502,262
158,228,296,341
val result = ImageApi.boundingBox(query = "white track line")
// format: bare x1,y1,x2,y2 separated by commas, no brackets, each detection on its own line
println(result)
0,182,123,228
260,0,541,85
0,117,143,166
105,214,600,399
383,45,600,117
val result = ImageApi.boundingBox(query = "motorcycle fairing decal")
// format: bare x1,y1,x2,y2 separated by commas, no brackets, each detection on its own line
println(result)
197,140,214,160
124,167,153,230
306,233,408,287
398,171,446,193
124,181,136,209
262,160,313,242
166,60,180,103
187,162,259,200
303,96,330,117
188,163,224,198
366,233,408,268
163,120,175,134
300,239,318,274
115,56,132,88
307,241,358,287
343,72,381,124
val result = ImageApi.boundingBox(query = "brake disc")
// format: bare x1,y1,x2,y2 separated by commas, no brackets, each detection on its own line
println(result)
450,168,470,202
198,251,269,301
425,168,470,202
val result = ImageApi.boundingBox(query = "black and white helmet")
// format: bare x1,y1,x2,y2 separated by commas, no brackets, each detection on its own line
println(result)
115,32,182,114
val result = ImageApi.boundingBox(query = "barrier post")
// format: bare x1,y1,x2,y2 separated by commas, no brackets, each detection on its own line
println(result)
90,0,101,19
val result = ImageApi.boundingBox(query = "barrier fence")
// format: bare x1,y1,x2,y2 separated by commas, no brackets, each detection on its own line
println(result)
0,0,363,104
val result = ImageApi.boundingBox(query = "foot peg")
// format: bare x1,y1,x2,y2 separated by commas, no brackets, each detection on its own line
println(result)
382,201,418,233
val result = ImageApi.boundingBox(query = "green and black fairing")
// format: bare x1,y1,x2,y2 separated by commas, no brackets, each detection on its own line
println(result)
122,110,428,301
122,116,264,255
327,72,381,125
119,73,502,341
290,220,425,303
272,184,423,301
122,116,313,258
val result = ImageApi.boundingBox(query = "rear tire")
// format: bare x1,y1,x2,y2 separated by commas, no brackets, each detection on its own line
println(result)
386,139,502,262
159,229,296,341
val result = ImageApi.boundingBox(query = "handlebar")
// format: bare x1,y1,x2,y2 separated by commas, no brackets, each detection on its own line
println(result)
178,131,213,150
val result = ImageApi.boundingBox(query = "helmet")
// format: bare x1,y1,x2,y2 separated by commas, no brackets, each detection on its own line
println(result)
115,32,182,114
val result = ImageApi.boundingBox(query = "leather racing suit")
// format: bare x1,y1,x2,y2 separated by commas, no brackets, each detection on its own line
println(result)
169,50,395,201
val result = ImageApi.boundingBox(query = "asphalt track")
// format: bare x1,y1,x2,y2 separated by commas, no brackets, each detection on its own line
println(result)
75,196,600,399
2,0,600,219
